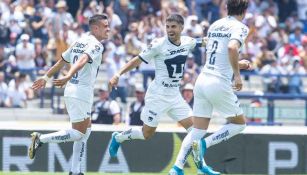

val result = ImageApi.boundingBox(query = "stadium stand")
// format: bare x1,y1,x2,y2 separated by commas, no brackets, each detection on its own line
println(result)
0,0,307,126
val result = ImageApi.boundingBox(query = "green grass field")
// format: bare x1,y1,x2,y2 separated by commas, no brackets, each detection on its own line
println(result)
0,173,255,175
0,173,281,175
1,172,304,175
0,173,166,175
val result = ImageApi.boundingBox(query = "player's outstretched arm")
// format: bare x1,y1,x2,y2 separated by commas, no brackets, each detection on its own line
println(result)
53,54,90,87
32,59,67,91
108,56,142,91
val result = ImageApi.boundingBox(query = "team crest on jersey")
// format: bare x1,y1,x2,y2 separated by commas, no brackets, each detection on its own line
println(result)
240,27,248,38
95,45,100,52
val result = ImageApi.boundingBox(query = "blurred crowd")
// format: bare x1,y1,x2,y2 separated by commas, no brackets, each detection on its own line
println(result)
0,0,307,112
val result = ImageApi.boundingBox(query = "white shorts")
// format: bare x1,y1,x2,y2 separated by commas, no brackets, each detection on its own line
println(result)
192,73,243,118
141,92,191,127
64,97,92,123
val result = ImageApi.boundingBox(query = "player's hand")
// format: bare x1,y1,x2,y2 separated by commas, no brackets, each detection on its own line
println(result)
239,59,253,70
108,74,119,92
53,76,70,87
32,78,47,91
202,37,208,47
233,75,243,91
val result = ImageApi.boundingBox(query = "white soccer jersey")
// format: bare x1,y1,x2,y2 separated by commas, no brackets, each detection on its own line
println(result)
203,16,249,83
62,34,104,103
139,36,201,96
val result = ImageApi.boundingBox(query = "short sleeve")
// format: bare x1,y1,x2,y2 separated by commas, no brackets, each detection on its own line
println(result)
83,42,103,63
61,46,72,63
230,25,249,47
138,39,160,64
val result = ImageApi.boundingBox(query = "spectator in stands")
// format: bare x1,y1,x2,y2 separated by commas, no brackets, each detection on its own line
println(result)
108,50,128,103
51,0,73,33
105,5,122,33
0,72,8,107
34,38,47,75
277,0,297,22
5,73,27,108
287,60,306,94
92,85,121,125
8,72,33,100
125,22,144,57
260,59,287,93
185,54,200,83
128,84,145,126
182,83,194,108
299,36,307,69
15,34,36,81
0,44,18,82
30,5,48,44
288,24,304,47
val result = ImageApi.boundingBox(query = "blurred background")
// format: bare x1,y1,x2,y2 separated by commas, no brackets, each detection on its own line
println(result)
1,0,307,174
1,0,307,126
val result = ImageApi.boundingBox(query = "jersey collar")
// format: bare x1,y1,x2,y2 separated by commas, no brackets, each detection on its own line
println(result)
167,37,181,47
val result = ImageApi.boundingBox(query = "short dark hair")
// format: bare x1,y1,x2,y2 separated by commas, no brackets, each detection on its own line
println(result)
166,14,184,25
89,14,108,26
227,0,249,16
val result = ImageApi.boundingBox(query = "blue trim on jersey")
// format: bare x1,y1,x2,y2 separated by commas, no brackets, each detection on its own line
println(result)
61,55,70,63
167,37,181,46
195,38,203,47
138,55,148,64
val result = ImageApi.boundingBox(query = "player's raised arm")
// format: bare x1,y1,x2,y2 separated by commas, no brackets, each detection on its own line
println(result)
32,58,67,91
53,53,90,87
108,56,143,91
228,39,242,91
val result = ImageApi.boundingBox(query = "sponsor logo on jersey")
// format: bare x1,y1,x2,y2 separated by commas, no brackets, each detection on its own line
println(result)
208,32,231,38
168,48,187,55
149,110,157,116
71,49,85,54
75,42,88,48
213,26,230,31
95,45,100,51
148,116,153,122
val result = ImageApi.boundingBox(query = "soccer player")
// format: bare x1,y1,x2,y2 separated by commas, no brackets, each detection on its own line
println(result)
28,14,110,175
169,0,250,175
108,14,250,174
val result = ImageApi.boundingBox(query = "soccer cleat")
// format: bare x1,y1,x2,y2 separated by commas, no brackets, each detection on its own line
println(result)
109,132,121,157
197,166,221,175
192,139,207,169
69,172,84,175
28,132,43,159
168,165,184,175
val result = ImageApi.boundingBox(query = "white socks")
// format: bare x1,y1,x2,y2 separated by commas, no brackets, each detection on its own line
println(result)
205,123,246,148
40,129,84,143
115,128,145,143
71,128,91,174
175,128,206,169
